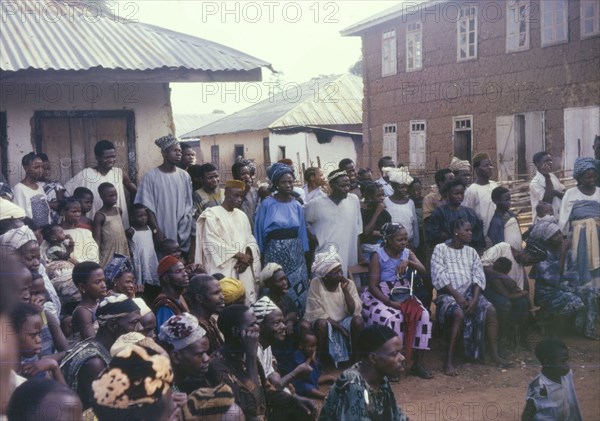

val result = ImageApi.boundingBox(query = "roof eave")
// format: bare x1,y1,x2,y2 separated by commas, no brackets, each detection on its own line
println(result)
0,67,264,83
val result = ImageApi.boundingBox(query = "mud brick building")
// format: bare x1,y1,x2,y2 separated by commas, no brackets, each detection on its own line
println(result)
342,0,600,181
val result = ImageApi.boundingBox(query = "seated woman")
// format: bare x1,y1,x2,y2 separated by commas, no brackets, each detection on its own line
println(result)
558,157,600,286
431,218,509,376
426,177,485,253
303,251,364,367
361,222,433,379
529,217,600,339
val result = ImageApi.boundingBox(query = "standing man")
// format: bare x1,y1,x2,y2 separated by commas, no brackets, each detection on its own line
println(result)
232,159,259,229
302,167,327,204
529,151,565,222
462,153,499,244
65,140,137,227
375,156,395,197
178,142,197,171
305,169,363,275
422,168,454,222
339,158,362,199
135,135,194,252
192,163,224,216
196,180,261,303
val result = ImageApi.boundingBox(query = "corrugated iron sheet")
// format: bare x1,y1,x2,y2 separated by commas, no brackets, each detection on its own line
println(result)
0,0,270,72
193,74,363,137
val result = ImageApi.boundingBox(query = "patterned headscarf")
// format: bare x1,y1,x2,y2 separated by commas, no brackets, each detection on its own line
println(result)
155,134,179,152
267,163,294,190
219,278,245,305
387,167,413,186
104,254,133,288
92,340,173,410
573,157,596,181
181,383,236,420
327,169,348,183
251,296,280,324
0,225,37,250
449,157,471,172
529,215,562,242
258,262,283,285
96,294,140,326
381,222,405,245
158,312,206,352
311,250,343,278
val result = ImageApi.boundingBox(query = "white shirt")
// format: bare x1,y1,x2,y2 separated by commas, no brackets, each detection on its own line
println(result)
530,171,565,222
462,181,499,236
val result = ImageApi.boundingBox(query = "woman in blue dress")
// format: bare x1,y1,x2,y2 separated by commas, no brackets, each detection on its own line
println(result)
254,163,309,313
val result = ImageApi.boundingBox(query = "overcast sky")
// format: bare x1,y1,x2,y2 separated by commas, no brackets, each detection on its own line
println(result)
131,0,401,115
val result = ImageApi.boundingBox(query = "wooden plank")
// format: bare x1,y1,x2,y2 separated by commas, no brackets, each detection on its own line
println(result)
40,118,73,183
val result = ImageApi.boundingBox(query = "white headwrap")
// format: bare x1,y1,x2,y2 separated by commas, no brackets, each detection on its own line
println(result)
133,297,152,317
311,250,343,278
251,296,281,324
386,167,414,186
259,263,283,285
110,332,146,357
0,225,37,250
158,312,206,352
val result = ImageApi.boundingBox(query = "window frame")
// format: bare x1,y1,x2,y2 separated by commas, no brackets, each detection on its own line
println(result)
541,0,568,47
457,4,478,62
382,29,398,77
406,22,423,72
409,120,427,171
581,0,600,38
506,0,531,52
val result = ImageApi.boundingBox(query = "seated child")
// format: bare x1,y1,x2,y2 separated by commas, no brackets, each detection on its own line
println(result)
11,302,66,384
291,333,336,400
72,187,94,231
40,223,74,263
522,338,582,421
29,272,68,358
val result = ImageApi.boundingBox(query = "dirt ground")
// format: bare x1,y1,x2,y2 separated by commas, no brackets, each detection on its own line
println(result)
321,329,599,421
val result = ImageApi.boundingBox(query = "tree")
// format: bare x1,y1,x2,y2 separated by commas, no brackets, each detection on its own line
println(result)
349,56,363,77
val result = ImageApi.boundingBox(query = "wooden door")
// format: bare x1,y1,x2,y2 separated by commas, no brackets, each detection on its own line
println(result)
496,115,516,182
37,115,131,184
564,106,600,173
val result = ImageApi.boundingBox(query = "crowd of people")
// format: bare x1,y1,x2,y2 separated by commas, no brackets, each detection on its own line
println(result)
0,134,598,421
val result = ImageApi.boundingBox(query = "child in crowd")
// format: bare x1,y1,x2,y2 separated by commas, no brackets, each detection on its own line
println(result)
357,168,373,182
126,204,159,293
291,333,335,400
72,187,94,230
159,238,182,260
7,378,83,421
522,338,582,421
29,272,68,358
488,187,522,250
40,223,75,263
59,198,99,263
93,182,130,268
71,261,107,340
11,302,66,384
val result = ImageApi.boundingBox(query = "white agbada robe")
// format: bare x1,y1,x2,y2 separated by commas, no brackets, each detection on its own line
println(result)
65,167,130,227
135,168,194,252
195,206,261,303
462,181,499,236
305,194,363,275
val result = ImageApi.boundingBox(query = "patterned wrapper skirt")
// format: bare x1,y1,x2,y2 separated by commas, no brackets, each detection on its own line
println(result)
435,285,492,360
361,281,432,350
264,237,309,314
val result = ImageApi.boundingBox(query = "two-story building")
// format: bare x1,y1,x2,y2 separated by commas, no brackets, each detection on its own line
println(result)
342,0,599,181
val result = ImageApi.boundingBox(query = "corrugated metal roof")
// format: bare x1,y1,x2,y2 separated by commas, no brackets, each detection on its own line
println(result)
192,74,363,137
341,0,447,36
0,0,271,73
176,113,227,138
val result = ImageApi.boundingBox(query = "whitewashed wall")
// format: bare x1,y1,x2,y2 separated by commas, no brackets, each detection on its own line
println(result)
1,82,173,184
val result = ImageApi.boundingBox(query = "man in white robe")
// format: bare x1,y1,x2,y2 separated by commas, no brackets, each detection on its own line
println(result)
196,180,261,303
65,140,137,227
462,153,499,243
135,135,193,252
305,169,363,276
